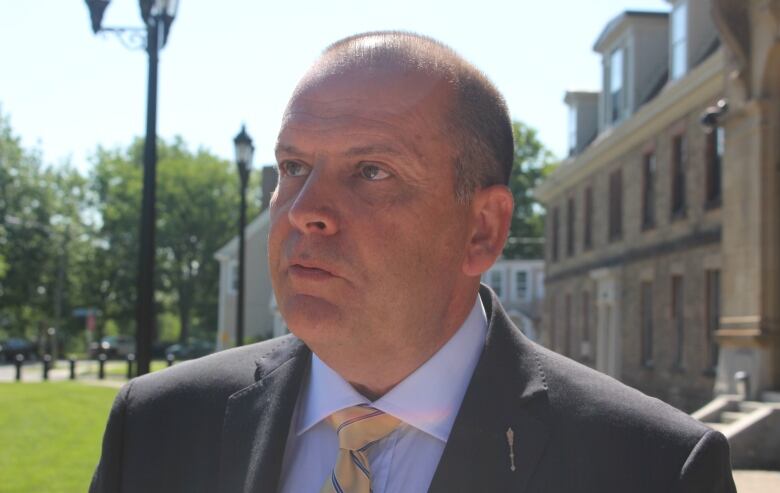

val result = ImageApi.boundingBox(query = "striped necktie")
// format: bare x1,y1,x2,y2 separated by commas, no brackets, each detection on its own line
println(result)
320,405,401,493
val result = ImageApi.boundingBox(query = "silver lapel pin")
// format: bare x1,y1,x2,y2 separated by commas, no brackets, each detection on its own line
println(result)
506,427,516,472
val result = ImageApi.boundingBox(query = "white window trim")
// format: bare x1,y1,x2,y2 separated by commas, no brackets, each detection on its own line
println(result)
228,260,239,295
670,0,688,80
512,268,530,302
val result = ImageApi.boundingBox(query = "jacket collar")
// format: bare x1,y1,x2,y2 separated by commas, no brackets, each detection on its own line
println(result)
427,285,552,492
218,335,310,493
217,285,552,492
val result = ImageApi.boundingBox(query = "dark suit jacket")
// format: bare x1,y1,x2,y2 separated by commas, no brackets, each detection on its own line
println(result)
90,286,737,492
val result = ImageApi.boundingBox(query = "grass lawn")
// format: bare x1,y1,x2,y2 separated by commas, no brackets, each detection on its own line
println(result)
0,382,118,493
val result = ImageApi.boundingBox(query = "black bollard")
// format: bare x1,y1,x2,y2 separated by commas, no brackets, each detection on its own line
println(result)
69,359,77,380
126,353,135,379
166,353,175,367
42,354,52,381
98,353,107,380
14,354,24,381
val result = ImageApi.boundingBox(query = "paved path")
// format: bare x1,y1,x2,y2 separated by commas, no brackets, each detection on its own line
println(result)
0,360,126,387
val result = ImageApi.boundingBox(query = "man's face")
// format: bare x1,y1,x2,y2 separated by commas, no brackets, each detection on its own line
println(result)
269,67,473,357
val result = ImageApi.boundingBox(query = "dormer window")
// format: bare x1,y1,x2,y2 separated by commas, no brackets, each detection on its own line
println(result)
568,106,577,156
671,1,688,79
609,47,625,123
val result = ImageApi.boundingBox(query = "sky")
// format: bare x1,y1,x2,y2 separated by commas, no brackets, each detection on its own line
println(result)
1,0,670,172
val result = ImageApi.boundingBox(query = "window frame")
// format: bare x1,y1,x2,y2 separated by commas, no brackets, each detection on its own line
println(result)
671,133,687,219
705,269,721,374
670,0,689,80
642,152,656,230
567,196,576,257
608,169,623,242
609,47,626,124
705,127,724,208
513,269,529,302
584,186,594,250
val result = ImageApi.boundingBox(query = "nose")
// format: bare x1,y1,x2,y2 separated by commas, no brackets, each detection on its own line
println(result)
287,170,339,235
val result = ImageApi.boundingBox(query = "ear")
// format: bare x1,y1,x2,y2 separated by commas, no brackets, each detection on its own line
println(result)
462,185,514,277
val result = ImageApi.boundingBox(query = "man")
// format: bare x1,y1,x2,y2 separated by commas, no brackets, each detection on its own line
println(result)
91,32,736,493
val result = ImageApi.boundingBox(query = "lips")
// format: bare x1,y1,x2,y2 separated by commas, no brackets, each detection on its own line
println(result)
287,260,341,281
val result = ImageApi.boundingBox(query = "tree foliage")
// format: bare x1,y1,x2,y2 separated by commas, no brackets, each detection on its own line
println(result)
90,137,261,342
0,111,93,343
0,106,262,348
503,121,558,260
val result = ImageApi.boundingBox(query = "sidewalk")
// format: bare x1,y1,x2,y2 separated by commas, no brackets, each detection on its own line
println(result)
0,360,127,387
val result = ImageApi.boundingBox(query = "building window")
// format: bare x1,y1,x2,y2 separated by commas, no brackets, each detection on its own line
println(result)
640,281,654,367
489,270,504,298
567,197,576,257
671,134,687,218
642,152,656,229
515,270,528,301
705,270,721,372
568,106,578,156
551,207,560,262
706,127,724,206
608,169,623,241
609,47,625,123
671,1,688,80
672,275,685,369
229,261,239,294
584,186,593,250
582,291,591,359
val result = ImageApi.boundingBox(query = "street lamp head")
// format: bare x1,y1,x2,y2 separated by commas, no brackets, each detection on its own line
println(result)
85,0,111,34
234,125,255,179
140,0,179,45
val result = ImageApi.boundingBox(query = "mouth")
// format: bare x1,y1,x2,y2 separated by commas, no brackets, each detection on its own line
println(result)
288,261,339,281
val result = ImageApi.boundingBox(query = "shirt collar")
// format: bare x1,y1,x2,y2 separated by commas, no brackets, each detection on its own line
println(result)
296,296,488,443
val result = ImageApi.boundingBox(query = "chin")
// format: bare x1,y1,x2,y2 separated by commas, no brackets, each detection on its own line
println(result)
281,294,344,342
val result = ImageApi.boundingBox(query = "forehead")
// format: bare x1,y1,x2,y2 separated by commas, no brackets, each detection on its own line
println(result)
278,68,455,154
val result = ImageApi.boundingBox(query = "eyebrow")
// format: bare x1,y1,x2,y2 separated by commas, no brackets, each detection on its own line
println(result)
275,143,406,159
344,144,404,157
275,143,306,157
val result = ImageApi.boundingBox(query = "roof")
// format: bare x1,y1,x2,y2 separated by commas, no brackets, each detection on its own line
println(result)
593,10,669,52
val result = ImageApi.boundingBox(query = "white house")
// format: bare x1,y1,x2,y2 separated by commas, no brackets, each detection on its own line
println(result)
481,258,545,341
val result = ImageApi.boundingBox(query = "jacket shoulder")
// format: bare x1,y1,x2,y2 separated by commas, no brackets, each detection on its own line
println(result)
125,334,305,408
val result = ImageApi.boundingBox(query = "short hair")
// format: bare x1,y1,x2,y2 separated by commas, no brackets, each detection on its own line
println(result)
297,31,514,203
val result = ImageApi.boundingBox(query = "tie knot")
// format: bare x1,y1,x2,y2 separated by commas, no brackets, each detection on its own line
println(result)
327,405,400,452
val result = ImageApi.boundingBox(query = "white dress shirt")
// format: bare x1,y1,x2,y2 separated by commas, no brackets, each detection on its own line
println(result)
277,297,488,493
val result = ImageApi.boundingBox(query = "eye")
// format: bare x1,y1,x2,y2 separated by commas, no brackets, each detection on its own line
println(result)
280,160,310,178
358,163,391,181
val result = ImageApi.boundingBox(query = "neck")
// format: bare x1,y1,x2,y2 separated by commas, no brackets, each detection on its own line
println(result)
323,287,479,400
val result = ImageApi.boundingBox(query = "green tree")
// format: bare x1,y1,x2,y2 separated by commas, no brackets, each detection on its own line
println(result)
503,121,558,260
0,110,93,345
90,137,260,343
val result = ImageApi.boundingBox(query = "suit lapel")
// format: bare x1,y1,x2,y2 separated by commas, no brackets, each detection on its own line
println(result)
428,286,552,493
218,337,310,493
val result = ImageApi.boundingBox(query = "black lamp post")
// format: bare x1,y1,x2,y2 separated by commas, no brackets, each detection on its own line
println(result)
85,0,179,376
234,125,254,347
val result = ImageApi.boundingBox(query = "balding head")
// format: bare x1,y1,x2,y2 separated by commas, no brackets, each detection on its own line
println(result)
291,31,514,202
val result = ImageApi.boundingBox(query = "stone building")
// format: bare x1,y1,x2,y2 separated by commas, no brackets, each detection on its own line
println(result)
534,0,780,412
